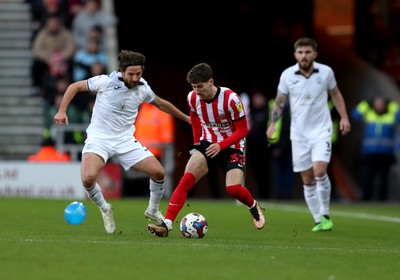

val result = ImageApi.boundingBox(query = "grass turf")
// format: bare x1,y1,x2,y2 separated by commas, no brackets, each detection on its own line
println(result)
0,197,399,280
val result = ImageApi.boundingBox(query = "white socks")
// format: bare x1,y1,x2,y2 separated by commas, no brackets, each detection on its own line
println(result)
303,182,321,223
316,174,331,216
147,178,165,213
85,183,108,212
164,219,173,230
304,174,332,224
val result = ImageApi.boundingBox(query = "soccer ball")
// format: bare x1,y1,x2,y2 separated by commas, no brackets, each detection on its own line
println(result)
64,201,87,225
180,212,208,238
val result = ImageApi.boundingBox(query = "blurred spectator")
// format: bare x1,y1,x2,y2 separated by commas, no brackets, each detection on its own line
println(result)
246,90,271,199
86,25,105,50
268,98,294,200
351,97,400,201
31,13,76,96
42,76,70,110
28,137,71,162
71,61,104,112
44,92,86,144
30,0,69,40
90,61,106,76
135,102,175,160
67,0,86,24
327,99,340,200
71,0,117,49
72,35,108,82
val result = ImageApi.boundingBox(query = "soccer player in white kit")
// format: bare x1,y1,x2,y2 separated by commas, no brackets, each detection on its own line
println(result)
147,63,265,237
266,38,351,232
54,50,190,233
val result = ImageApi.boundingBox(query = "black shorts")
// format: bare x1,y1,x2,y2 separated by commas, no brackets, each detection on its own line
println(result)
192,140,245,173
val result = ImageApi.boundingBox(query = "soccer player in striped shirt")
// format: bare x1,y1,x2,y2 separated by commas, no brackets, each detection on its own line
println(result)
148,63,265,237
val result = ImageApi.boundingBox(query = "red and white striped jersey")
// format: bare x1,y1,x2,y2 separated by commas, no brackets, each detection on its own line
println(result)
187,86,246,151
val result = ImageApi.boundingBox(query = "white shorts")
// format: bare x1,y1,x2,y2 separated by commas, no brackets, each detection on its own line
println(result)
291,137,332,172
82,136,154,171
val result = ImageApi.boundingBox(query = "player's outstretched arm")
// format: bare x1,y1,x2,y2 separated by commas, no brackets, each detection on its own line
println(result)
151,96,191,124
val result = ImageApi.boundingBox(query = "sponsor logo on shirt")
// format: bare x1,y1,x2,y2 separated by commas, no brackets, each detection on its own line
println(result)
204,122,231,128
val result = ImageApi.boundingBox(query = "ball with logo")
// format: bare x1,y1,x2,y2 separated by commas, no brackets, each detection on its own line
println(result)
180,212,208,238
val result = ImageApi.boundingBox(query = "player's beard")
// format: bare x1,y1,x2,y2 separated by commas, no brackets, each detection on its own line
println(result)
124,80,138,89
299,60,312,72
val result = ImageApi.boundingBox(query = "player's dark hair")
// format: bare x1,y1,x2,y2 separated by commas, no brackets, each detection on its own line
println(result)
186,63,213,84
294,37,318,51
117,50,145,71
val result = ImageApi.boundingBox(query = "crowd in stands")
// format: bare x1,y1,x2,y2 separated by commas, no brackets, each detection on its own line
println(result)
27,0,117,147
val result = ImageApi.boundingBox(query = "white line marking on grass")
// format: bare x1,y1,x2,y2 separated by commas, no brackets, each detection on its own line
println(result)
268,203,400,223
15,238,399,254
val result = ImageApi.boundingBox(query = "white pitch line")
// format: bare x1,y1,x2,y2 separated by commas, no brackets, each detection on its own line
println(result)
267,203,400,223
11,238,399,254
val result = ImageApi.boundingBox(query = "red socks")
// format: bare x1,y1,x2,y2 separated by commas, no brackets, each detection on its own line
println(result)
226,184,255,208
165,173,196,221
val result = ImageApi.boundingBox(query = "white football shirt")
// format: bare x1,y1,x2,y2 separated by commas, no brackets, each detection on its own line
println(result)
278,61,336,141
86,71,156,140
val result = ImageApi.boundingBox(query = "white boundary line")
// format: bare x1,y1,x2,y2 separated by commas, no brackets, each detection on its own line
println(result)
268,203,400,223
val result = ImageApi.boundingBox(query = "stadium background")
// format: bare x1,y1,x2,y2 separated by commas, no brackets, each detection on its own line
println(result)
1,0,399,201
113,0,400,200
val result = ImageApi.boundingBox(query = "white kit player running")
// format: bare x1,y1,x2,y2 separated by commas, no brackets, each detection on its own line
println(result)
147,62,265,238
54,50,190,233
266,37,351,232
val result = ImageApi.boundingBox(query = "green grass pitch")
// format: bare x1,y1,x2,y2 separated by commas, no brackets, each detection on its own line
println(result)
0,197,399,280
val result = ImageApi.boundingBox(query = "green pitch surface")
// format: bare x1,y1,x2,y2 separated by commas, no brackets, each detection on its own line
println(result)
0,198,399,280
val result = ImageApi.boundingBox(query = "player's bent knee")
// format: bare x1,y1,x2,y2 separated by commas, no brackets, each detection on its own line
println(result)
82,175,97,189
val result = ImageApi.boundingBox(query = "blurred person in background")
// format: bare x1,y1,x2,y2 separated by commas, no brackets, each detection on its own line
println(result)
31,13,76,96
71,0,117,49
246,90,271,199
44,92,86,145
351,96,400,201
28,137,71,162
135,103,175,161
267,98,294,200
30,0,69,40
72,33,108,82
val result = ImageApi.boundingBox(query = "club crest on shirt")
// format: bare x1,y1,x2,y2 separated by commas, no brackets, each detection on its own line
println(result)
119,101,127,110
236,103,243,112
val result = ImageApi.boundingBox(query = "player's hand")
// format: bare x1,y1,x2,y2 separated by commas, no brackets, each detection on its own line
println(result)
266,125,275,141
340,118,351,135
54,111,69,125
205,143,221,158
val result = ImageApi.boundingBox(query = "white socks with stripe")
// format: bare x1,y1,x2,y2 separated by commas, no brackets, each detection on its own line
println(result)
85,183,108,212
